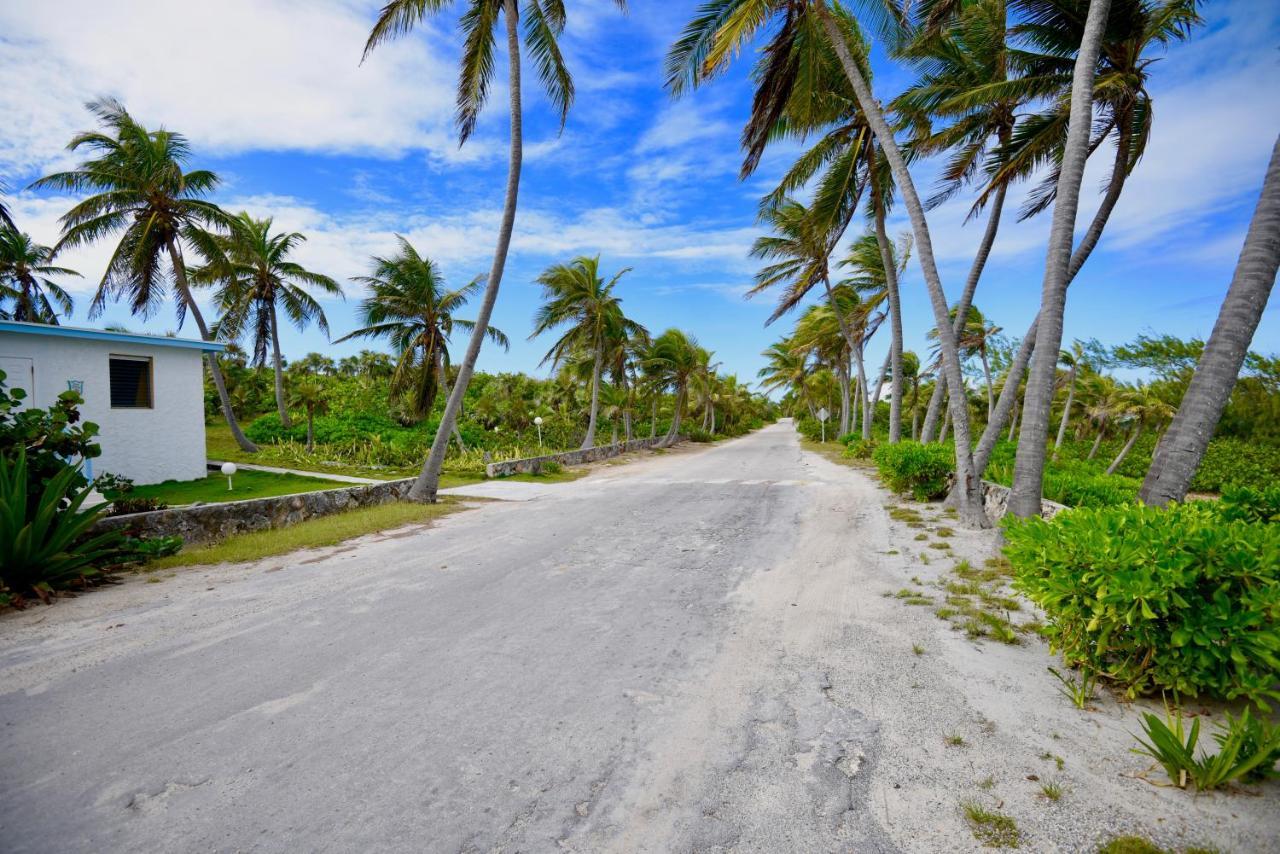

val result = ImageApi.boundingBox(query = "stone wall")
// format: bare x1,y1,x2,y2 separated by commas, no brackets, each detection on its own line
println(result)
981,481,1067,521
485,436,684,478
93,479,416,546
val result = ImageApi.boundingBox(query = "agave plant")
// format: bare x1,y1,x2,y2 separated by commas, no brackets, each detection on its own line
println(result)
0,448,124,603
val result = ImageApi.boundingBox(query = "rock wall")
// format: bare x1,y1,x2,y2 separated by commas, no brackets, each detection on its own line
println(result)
93,479,416,546
981,481,1067,521
485,436,684,478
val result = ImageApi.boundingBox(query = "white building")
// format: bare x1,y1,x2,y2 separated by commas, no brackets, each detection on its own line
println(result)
0,320,223,485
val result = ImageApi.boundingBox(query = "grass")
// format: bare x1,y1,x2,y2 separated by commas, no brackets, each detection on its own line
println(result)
111,469,348,506
912,643,926,656
960,800,1021,848
945,733,967,747
142,498,468,569
1039,780,1064,802
1039,751,1066,771
977,775,996,790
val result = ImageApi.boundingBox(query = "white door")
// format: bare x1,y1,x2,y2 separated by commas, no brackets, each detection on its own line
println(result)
0,356,34,408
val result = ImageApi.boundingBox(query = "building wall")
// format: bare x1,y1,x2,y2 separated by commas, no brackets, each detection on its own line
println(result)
0,333,209,485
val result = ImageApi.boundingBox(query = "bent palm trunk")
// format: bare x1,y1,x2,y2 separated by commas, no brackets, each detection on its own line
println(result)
1106,421,1141,475
873,183,905,443
409,0,522,501
582,345,603,450
1052,363,1077,460
166,238,257,453
1140,136,1280,504
1009,0,1112,518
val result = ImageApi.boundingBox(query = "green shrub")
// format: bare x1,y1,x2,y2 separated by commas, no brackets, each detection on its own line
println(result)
872,441,954,500
1217,485,1280,524
108,496,168,516
0,448,125,605
1189,438,1280,493
686,427,716,443
844,438,878,460
122,534,184,562
795,417,826,442
0,370,102,514
1004,504,1280,706
1132,703,1280,790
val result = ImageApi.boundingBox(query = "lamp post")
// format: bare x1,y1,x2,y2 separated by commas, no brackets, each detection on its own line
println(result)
221,461,238,491
534,416,544,449
817,406,829,442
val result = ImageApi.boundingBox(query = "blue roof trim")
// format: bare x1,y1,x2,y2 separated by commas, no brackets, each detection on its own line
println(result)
0,320,225,352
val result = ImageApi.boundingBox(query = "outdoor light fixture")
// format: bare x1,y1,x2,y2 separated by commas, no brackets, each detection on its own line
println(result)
534,416,544,449
221,461,237,491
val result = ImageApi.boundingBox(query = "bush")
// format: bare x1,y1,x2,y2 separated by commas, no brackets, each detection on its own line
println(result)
1217,485,1280,524
1,370,102,514
844,438,878,460
872,441,955,500
795,417,826,442
686,427,716,443
246,411,409,445
1189,438,1280,493
108,496,169,516
121,535,184,562
1004,503,1280,706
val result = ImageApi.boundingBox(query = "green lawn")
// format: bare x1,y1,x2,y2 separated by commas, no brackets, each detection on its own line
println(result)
113,469,348,506
205,422,587,487
143,497,469,569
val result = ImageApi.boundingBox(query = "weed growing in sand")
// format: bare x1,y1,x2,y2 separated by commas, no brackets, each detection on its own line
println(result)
884,549,900,555
929,540,952,550
935,607,958,620
945,733,967,747
914,532,929,541
911,576,924,586
977,775,996,790
1039,752,1065,771
919,553,931,565
1048,666,1097,710
935,527,955,537
1038,780,1064,801
913,643,926,656
1132,704,1280,790
960,800,1021,848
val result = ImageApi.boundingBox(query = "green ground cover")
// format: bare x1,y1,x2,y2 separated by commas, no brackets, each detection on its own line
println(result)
108,468,349,506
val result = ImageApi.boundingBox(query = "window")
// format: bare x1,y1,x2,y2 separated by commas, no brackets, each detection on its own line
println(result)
109,356,153,408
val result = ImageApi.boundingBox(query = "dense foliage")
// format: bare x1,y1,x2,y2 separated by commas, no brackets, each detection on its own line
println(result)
0,369,101,513
871,441,955,500
1005,503,1280,707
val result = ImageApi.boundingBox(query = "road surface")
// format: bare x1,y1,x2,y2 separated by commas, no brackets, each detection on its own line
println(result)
1,422,901,852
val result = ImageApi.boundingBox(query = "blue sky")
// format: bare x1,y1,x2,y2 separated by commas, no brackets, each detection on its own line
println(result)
2,0,1278,389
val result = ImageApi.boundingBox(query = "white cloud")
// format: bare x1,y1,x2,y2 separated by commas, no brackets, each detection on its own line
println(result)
0,0,472,178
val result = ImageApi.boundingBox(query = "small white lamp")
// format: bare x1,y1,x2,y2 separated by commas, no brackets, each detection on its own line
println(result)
221,461,238,491
534,416,544,449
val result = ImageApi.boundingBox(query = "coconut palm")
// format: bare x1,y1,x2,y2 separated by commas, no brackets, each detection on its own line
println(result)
335,237,508,439
1105,386,1173,475
191,213,342,429
365,0,626,501
757,340,812,415
1051,341,1086,459
0,230,77,323
1141,136,1280,505
669,0,993,525
530,256,644,449
790,301,855,434
646,329,702,446
29,99,256,452
288,376,328,453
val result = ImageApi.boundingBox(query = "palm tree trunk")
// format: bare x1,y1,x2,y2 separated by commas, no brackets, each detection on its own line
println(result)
814,8,985,524
1140,137,1280,503
919,180,1009,443
858,344,872,441
838,360,851,436
270,305,292,429
306,407,315,453
622,372,633,442
1008,0,1113,518
709,401,716,434
1007,400,1020,442
939,404,951,444
869,349,891,412
582,344,603,450
409,0,521,501
650,396,657,439
980,348,994,419
872,179,905,443
434,352,467,452
1088,422,1106,459
165,237,258,453
662,387,685,446
1106,421,1141,475
1052,363,1077,460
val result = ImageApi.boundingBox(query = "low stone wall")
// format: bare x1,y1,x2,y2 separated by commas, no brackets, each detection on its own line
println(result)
93,478,416,546
981,480,1067,521
485,435,684,478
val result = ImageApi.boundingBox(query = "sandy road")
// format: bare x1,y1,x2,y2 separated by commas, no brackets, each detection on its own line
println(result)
2,421,1273,853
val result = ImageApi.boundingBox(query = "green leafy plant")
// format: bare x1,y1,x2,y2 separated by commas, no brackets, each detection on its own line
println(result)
1132,703,1280,790
121,535,184,562
0,370,102,514
0,448,124,605
108,496,169,516
1047,665,1097,710
1217,484,1280,524
872,441,955,500
1005,504,1280,706
960,800,1021,848
843,437,878,460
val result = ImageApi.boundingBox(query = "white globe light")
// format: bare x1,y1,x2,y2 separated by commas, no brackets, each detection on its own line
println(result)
221,462,238,477
534,416,543,425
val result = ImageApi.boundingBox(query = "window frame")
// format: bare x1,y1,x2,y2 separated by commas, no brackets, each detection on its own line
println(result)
108,354,155,410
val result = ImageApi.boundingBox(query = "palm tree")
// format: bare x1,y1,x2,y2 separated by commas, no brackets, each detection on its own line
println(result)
1051,341,1086,459
0,230,77,323
30,99,257,452
192,213,342,429
1140,136,1280,505
1105,386,1173,475
0,180,15,232
757,340,812,415
669,1,991,526
901,350,923,438
288,376,328,453
365,0,625,501
646,329,702,446
790,301,855,435
530,256,644,449
335,238,506,436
